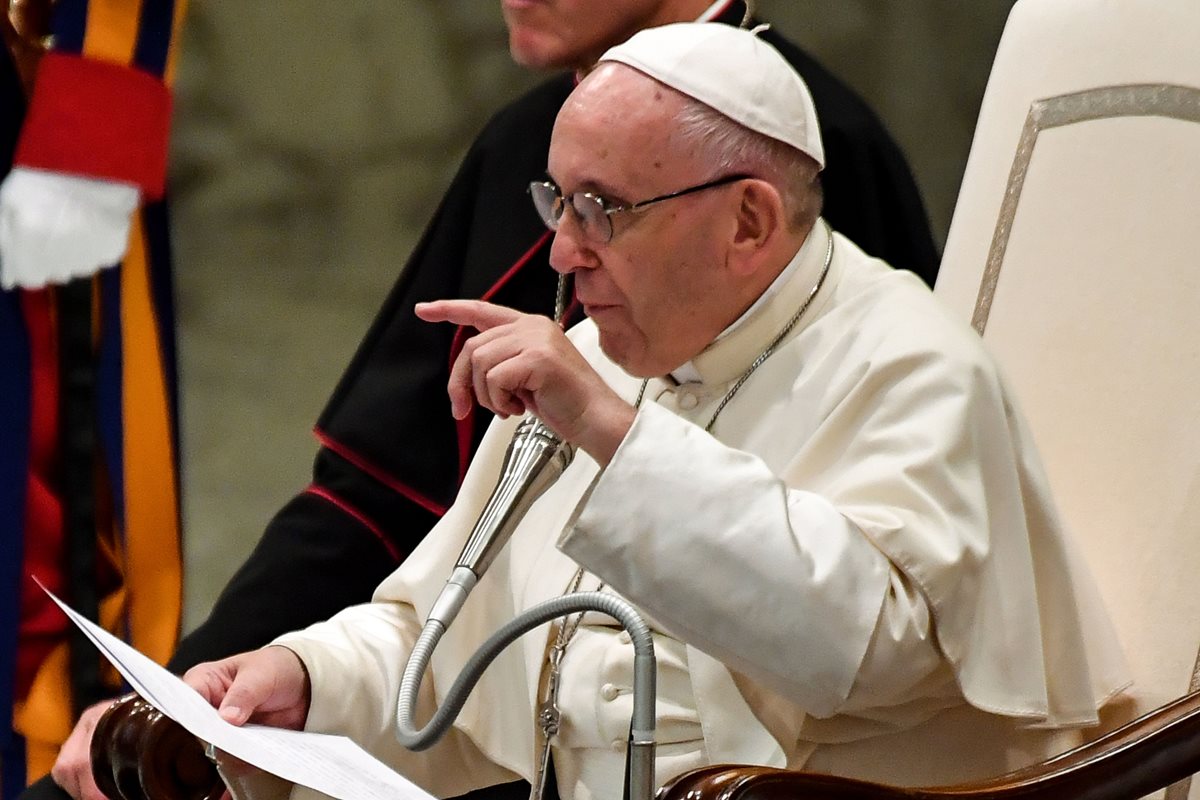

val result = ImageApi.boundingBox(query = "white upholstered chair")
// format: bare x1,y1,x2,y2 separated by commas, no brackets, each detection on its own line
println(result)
662,0,1200,797
937,0,1200,759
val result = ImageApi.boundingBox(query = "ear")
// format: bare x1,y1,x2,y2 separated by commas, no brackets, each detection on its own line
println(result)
727,179,786,277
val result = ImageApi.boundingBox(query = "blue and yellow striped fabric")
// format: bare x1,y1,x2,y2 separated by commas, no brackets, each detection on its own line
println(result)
0,1,187,793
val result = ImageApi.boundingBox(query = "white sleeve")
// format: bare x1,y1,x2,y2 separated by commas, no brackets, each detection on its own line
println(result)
558,402,948,719
274,601,419,746
273,601,517,797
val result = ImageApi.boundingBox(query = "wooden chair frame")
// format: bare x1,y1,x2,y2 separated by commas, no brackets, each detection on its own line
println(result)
659,692,1200,800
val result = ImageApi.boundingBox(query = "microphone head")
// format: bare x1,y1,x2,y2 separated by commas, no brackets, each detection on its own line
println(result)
455,417,574,578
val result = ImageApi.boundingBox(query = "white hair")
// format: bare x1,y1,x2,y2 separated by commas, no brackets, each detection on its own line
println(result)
672,95,823,231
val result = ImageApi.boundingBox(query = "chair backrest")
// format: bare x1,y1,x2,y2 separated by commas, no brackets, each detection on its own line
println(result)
934,0,1200,795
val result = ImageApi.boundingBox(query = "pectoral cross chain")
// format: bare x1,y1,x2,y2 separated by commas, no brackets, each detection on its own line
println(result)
531,643,565,800
529,569,601,800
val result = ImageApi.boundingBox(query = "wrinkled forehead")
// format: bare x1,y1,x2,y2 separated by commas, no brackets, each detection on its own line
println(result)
573,63,689,125
550,63,695,179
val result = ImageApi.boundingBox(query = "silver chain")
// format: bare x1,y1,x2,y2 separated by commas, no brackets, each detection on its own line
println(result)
532,567,603,800
553,273,571,327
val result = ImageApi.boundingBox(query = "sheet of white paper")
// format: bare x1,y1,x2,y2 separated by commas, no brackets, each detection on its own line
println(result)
44,587,435,800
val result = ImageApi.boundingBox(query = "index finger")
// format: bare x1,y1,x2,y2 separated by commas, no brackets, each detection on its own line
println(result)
182,662,230,708
414,299,524,331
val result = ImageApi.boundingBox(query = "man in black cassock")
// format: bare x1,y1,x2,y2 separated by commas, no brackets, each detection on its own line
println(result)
35,3,939,799
176,0,938,669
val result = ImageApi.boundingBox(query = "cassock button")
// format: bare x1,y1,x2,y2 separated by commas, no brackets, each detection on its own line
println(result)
618,630,632,645
611,738,626,752
601,683,621,701
677,390,700,410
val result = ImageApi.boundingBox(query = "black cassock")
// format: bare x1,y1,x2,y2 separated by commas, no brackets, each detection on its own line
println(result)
172,2,939,673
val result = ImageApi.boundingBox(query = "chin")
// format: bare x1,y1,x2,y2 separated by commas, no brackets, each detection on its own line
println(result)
507,28,571,70
598,332,660,379
597,331,636,374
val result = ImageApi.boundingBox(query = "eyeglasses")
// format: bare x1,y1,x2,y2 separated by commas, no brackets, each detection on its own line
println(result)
528,173,752,244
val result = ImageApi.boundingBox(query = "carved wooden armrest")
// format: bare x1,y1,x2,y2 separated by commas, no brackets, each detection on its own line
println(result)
91,695,223,800
95,690,1200,800
658,691,1200,800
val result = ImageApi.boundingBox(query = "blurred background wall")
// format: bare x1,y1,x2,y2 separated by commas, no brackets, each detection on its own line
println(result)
174,1,1016,629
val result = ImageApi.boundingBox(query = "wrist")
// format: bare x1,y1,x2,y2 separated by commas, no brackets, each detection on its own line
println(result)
578,399,637,467
266,644,313,722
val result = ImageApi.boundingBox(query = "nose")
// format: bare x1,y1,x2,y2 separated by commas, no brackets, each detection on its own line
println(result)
547,205,598,275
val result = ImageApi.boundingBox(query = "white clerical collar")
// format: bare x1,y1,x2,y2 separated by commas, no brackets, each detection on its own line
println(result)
697,0,740,23
670,225,821,384
577,1,738,83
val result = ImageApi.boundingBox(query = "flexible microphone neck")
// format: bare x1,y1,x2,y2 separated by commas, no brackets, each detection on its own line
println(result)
398,414,657,800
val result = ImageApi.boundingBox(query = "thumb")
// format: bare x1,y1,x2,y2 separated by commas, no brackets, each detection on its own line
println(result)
218,667,273,726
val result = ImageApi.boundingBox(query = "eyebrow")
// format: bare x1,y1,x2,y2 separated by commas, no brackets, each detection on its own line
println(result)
546,172,635,207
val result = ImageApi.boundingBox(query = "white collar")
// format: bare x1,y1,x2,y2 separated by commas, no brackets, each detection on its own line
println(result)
667,221,835,388
696,0,740,23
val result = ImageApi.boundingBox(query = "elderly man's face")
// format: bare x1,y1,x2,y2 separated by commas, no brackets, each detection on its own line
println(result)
501,0,709,71
546,66,744,377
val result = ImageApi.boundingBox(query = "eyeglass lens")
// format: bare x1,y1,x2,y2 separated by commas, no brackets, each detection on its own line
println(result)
529,181,614,242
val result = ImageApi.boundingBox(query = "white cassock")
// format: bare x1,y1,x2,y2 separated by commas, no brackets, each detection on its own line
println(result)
273,221,1130,800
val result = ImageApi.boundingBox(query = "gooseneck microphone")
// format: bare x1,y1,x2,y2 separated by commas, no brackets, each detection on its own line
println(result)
396,413,657,800
424,416,575,629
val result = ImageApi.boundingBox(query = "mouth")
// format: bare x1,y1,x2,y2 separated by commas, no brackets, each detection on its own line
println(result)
581,301,618,317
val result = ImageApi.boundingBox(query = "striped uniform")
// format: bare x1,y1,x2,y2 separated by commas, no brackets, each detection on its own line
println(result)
0,0,187,794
